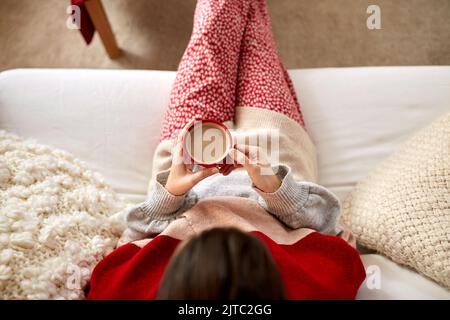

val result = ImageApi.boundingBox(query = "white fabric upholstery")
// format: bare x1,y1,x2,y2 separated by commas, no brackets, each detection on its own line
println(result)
294,66,450,200
0,69,173,203
358,255,450,299
1,67,449,299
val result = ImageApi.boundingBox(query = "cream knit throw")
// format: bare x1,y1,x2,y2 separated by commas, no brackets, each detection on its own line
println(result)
0,131,127,299
342,112,450,288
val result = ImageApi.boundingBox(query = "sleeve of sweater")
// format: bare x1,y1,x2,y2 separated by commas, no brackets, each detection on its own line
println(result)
253,164,342,235
122,170,187,241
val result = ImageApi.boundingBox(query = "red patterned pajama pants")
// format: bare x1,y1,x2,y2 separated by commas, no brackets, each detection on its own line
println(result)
160,0,305,141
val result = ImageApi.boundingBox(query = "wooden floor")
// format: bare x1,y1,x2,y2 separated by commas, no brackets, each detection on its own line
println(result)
0,0,449,71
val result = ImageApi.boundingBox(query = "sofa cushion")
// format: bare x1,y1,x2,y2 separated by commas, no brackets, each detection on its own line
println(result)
342,112,450,288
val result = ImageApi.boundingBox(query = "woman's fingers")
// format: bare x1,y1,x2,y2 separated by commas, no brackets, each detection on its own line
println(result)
235,144,259,157
176,118,196,147
224,165,235,176
174,118,197,165
190,166,219,185
235,144,261,164
232,145,259,167
173,129,185,164
186,163,194,172
338,230,357,248
180,118,196,137
235,144,271,167
230,147,248,166
230,147,257,174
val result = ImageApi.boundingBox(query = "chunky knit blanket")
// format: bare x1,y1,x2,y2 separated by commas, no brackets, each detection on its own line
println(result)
343,112,450,288
0,131,128,299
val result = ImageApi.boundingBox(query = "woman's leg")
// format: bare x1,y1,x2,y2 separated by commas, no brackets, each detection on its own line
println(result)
160,0,252,141
236,0,305,128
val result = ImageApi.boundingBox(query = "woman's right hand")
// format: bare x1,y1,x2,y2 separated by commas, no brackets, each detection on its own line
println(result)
165,120,220,196
230,144,282,193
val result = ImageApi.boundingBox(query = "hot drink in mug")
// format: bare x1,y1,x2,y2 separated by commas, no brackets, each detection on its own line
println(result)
183,119,232,167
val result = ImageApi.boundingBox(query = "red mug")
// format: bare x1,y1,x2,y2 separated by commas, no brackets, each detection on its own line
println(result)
182,119,233,168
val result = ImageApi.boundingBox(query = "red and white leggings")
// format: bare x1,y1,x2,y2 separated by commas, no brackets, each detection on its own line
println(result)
160,0,305,141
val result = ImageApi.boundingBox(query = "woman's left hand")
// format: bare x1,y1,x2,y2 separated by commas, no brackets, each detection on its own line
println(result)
230,144,281,193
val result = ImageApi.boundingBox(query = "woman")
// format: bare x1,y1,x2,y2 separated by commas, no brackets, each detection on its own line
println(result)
87,0,365,300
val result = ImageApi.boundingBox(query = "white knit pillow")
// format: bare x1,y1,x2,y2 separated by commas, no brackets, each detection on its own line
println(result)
342,112,450,288
0,131,128,299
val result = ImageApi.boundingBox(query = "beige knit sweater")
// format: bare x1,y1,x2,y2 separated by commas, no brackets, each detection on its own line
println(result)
120,107,344,246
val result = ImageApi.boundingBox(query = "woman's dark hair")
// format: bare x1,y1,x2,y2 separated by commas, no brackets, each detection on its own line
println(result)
157,228,286,300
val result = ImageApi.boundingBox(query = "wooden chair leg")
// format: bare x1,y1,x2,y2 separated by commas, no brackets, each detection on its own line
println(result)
85,0,121,59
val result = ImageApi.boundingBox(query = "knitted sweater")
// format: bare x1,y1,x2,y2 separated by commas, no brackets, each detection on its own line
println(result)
88,108,366,300
121,107,343,242
123,164,342,241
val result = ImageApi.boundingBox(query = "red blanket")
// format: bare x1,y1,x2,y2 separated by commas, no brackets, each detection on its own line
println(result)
87,231,366,300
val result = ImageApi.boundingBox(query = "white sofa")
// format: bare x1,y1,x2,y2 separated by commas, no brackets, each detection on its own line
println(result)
1,67,449,299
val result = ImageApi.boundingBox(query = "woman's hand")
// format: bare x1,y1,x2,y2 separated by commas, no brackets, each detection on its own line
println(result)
230,144,281,193
337,220,357,248
165,120,220,196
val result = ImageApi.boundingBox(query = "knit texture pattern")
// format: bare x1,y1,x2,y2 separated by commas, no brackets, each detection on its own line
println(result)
342,112,450,288
0,131,128,299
